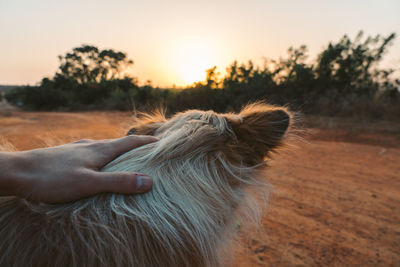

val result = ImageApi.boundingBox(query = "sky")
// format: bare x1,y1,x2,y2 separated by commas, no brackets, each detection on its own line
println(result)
1,0,399,87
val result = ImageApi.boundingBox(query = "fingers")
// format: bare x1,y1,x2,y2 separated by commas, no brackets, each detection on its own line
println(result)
105,135,159,158
91,171,153,195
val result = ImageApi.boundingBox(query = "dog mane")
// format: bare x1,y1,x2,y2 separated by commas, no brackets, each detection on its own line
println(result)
0,103,290,267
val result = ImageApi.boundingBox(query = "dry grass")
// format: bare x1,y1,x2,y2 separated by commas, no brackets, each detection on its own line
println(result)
0,111,134,150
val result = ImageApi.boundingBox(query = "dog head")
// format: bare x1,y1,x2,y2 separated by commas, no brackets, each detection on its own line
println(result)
101,102,292,267
127,102,291,167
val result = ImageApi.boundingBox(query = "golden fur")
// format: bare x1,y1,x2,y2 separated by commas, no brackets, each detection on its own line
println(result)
0,103,291,267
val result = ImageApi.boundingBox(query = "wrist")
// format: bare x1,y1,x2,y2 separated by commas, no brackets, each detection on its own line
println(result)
0,152,29,197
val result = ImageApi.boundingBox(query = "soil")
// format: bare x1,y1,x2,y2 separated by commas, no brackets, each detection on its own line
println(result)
1,111,399,266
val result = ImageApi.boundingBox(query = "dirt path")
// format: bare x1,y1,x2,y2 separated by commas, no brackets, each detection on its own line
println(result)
235,139,400,266
1,112,399,266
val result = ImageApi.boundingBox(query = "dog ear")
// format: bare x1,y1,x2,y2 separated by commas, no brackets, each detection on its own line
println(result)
227,103,291,162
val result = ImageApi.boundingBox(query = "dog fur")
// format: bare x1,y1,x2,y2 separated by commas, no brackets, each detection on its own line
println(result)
0,103,291,267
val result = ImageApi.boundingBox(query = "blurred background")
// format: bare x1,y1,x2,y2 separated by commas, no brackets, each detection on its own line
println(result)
1,0,399,118
0,0,399,266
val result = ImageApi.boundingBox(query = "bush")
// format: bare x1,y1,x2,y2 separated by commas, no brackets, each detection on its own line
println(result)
5,33,400,121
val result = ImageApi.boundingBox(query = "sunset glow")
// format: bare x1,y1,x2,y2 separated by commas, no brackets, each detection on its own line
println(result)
0,0,399,86
175,39,216,85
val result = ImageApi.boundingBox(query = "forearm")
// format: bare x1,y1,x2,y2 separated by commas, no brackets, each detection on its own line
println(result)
0,136,155,203
0,152,27,197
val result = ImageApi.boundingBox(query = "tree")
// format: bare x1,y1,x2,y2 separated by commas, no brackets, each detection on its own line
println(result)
272,45,315,85
57,45,134,84
315,31,396,90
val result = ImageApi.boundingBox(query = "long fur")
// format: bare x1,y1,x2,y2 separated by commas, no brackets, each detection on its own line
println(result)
0,103,291,267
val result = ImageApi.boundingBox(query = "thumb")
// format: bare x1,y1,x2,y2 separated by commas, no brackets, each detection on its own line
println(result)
92,171,153,194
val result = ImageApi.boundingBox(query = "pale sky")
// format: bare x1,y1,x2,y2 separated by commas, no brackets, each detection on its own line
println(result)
1,0,399,87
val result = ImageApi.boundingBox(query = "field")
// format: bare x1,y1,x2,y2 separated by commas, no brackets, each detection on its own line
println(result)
0,111,399,266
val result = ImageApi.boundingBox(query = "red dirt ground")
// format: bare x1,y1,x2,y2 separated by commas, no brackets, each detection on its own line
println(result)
1,111,399,266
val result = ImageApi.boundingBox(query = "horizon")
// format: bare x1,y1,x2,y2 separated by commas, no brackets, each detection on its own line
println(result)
1,0,399,87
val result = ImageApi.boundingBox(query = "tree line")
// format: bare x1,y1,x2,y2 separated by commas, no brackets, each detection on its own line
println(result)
5,31,400,120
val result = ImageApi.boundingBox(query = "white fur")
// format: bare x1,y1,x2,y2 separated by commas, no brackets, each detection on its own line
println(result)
0,105,289,267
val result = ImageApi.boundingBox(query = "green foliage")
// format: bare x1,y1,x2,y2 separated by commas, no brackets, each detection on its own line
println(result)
5,45,140,110
58,45,133,84
5,85,68,110
315,32,395,85
5,33,400,121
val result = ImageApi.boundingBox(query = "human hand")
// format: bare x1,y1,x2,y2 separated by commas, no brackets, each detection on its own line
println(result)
0,135,158,203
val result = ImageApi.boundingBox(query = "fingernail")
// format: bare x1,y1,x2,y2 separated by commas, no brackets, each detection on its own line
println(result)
136,175,153,191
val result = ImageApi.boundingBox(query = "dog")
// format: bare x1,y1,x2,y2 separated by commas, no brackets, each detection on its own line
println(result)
0,102,291,267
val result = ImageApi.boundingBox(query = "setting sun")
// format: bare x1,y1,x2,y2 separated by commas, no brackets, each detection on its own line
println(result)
174,38,217,85
179,52,209,85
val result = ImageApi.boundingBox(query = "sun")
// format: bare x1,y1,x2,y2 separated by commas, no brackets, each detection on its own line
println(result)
179,53,209,85
175,39,216,85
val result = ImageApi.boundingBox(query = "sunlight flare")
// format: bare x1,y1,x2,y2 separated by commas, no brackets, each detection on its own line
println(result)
175,38,216,85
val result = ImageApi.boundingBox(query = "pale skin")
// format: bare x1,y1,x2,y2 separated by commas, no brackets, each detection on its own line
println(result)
0,135,158,203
